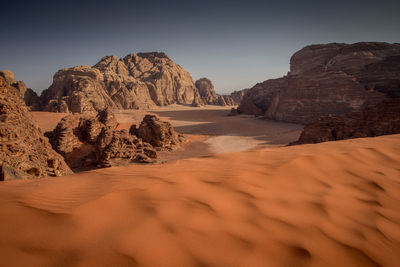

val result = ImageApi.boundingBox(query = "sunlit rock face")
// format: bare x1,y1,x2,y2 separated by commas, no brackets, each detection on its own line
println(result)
239,42,400,124
40,52,205,114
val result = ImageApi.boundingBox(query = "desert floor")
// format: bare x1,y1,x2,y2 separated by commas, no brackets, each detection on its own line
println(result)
32,105,303,161
1,107,399,266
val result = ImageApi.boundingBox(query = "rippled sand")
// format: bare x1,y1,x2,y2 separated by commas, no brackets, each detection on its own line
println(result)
0,134,399,266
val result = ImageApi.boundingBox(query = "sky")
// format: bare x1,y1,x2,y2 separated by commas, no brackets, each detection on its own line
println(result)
1,0,399,95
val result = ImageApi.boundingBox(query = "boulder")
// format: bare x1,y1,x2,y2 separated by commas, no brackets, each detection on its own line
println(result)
136,115,180,150
0,75,72,181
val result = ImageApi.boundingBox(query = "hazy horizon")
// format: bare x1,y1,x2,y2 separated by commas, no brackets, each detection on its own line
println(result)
1,0,399,94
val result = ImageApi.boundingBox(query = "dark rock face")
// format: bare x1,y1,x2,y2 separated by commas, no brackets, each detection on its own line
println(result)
238,42,400,124
290,99,400,145
194,78,235,106
0,76,72,181
45,110,181,169
40,53,210,113
0,70,41,111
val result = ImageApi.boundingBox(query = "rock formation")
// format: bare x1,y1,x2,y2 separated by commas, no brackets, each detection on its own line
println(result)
45,109,181,169
238,42,400,124
134,115,183,150
40,53,210,113
290,99,400,145
0,75,72,181
228,88,249,105
0,70,41,111
194,78,235,106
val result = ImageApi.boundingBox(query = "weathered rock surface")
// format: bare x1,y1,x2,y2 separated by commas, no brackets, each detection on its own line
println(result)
228,88,249,105
45,109,181,169
238,42,400,124
195,78,235,106
40,53,209,113
290,99,400,145
0,76,72,181
0,70,41,111
135,115,182,150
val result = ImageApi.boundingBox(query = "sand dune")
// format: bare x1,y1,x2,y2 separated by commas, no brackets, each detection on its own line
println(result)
0,134,399,266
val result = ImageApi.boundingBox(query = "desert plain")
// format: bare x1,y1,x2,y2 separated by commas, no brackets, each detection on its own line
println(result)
0,106,399,267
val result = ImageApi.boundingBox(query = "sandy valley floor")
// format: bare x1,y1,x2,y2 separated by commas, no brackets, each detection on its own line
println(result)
32,105,303,161
2,107,399,266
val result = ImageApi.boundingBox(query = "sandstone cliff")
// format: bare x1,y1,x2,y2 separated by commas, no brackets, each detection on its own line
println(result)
40,53,209,113
238,42,400,124
0,75,72,181
195,78,235,106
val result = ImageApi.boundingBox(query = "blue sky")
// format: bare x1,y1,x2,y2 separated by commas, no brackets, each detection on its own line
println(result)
1,0,399,94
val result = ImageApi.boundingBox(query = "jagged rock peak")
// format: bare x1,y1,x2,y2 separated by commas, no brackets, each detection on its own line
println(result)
41,52,206,113
137,52,170,60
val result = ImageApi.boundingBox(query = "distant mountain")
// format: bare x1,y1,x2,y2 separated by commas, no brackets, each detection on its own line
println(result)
237,42,400,124
40,52,234,114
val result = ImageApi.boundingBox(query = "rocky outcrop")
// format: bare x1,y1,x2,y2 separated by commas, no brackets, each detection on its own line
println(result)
195,78,235,106
0,70,41,111
290,99,400,145
40,53,208,113
45,109,181,169
0,75,72,181
134,115,183,150
238,42,400,124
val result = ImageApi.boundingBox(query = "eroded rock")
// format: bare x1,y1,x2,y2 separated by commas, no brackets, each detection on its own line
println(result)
136,115,180,150
40,53,212,113
290,99,400,145
0,76,72,181
0,70,42,111
46,109,182,169
195,78,235,106
238,42,400,124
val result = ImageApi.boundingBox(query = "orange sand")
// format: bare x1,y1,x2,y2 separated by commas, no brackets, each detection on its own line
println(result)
0,134,399,266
